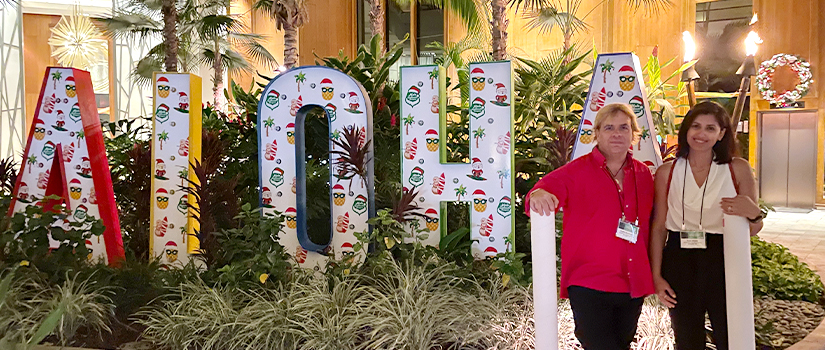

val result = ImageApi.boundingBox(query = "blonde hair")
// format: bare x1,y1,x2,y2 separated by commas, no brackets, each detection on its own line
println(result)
593,103,641,142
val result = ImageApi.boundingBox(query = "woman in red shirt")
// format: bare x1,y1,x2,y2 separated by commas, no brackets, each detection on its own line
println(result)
528,103,655,350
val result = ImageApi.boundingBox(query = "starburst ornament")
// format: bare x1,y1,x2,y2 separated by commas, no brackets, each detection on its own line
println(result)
48,7,107,69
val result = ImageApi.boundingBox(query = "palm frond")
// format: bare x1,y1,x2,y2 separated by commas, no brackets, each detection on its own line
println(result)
523,6,590,35
624,0,673,14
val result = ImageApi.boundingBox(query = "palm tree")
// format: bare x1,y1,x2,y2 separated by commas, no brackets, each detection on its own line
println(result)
51,71,62,89
524,0,672,55
454,184,467,201
27,155,36,174
403,114,415,135
264,117,274,136
178,168,188,188
161,0,178,71
599,59,614,83
428,68,438,89
252,0,308,69
295,72,306,92
101,0,276,91
158,131,169,150
497,168,509,188
76,129,84,144
472,126,485,148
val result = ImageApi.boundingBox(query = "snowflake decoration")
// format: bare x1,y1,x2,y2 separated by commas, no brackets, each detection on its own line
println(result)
48,7,108,69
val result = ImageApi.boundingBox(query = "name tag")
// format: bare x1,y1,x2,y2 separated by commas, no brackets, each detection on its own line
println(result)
680,231,707,249
616,219,639,244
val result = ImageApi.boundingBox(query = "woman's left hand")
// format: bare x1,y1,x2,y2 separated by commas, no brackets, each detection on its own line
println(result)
721,195,761,219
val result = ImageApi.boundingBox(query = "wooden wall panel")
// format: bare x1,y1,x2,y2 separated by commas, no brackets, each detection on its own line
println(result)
230,0,285,91
22,14,61,130
298,0,356,66
748,0,824,205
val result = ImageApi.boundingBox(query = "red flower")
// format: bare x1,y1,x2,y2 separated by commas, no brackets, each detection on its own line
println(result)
390,114,397,127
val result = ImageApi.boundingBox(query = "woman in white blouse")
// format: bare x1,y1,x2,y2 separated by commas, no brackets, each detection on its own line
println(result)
649,101,763,350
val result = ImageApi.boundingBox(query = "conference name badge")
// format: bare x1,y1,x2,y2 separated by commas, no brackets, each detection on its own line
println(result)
680,231,707,249
616,219,639,244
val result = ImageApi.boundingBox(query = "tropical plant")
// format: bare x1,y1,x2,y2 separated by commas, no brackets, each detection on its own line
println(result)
329,124,372,190
524,0,673,53
472,126,486,148
51,70,62,89
641,47,697,138
26,155,36,174
0,270,114,348
0,157,17,195
252,0,308,68
751,236,825,302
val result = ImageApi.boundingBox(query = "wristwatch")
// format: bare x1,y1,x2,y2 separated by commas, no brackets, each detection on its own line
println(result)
748,213,764,223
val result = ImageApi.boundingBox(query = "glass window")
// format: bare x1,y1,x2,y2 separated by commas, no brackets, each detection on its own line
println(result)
387,1,412,79
417,4,443,65
694,0,753,92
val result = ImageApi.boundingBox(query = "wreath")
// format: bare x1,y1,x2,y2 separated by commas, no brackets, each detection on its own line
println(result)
756,53,813,107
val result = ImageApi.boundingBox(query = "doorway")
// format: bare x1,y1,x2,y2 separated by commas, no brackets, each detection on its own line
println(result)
759,111,817,209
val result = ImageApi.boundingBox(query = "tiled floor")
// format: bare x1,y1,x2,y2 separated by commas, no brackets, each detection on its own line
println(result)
759,209,825,350
759,209,825,273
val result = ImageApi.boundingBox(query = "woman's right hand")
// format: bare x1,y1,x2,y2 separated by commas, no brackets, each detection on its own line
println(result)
529,189,558,216
654,275,677,308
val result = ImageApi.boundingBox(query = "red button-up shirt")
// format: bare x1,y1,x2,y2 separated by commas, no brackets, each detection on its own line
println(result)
526,147,655,299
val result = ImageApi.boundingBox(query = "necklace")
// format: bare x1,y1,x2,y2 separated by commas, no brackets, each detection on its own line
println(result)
608,157,627,178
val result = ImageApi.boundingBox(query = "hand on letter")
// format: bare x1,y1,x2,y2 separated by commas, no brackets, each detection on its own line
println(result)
529,189,558,216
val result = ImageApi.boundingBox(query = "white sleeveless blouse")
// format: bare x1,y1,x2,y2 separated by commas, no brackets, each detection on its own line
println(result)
665,158,738,234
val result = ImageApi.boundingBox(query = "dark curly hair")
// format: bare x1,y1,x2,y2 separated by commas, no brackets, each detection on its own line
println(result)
676,101,738,164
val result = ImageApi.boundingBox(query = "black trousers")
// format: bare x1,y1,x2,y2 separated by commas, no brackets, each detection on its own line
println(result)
567,285,644,350
662,231,728,350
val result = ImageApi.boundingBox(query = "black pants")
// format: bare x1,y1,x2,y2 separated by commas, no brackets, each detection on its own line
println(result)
567,285,644,350
662,231,728,350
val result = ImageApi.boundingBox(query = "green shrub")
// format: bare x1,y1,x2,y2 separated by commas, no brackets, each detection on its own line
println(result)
751,237,824,302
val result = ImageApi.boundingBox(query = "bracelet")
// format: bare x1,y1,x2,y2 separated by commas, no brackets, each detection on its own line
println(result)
748,214,763,223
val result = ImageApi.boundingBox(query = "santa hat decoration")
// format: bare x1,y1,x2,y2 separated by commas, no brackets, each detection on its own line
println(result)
262,186,271,193
472,97,486,106
495,83,505,89
285,207,297,215
408,86,420,94
473,189,486,198
349,92,358,98
66,76,75,83
35,119,44,126
76,204,88,212
321,78,333,87
325,103,336,111
619,65,634,73
286,122,295,130
425,129,438,137
158,104,170,112
156,158,165,165
425,208,438,216
165,240,177,248
583,119,593,127
471,67,485,77
57,110,65,117
333,184,345,192
85,240,93,246
156,188,168,195
70,178,81,185
157,77,169,84
411,166,424,177
484,246,498,254
341,242,353,250
472,157,482,165
178,92,187,98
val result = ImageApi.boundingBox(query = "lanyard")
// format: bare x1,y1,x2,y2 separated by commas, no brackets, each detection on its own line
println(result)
681,159,710,231
603,157,639,224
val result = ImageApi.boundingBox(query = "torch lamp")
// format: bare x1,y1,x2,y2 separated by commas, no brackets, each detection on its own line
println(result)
731,29,762,131
681,31,699,107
